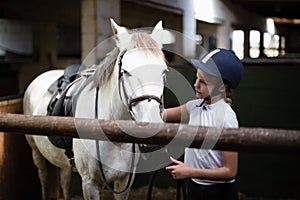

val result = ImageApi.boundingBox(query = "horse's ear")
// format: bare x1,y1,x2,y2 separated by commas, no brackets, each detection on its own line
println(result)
151,20,163,48
110,18,131,50
151,20,175,48
110,18,127,36
153,20,163,32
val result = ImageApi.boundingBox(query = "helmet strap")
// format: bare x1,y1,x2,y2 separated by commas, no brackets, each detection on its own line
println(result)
204,85,226,105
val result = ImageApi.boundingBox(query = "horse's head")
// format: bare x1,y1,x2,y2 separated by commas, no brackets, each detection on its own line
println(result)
110,19,168,123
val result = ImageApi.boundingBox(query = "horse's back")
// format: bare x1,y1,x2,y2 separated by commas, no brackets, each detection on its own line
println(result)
23,70,63,115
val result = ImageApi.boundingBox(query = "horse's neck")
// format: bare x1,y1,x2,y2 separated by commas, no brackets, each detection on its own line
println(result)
97,68,129,120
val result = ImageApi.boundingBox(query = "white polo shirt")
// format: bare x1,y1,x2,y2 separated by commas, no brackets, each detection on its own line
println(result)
184,98,238,185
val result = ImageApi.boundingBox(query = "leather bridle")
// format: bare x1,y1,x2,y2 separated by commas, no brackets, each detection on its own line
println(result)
117,49,164,120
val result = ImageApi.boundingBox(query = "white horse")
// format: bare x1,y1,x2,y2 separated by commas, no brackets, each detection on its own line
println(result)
23,19,168,200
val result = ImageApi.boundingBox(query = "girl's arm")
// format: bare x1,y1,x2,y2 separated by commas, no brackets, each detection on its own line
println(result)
163,104,189,122
165,151,238,181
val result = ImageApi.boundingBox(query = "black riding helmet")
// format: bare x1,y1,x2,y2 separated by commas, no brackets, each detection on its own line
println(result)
191,48,244,90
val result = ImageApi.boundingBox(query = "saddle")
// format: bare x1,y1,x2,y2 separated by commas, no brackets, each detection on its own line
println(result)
47,64,95,166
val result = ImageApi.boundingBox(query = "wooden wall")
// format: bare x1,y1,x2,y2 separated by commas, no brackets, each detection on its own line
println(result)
0,98,42,199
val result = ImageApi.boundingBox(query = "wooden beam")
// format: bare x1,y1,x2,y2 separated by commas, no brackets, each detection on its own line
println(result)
0,113,299,154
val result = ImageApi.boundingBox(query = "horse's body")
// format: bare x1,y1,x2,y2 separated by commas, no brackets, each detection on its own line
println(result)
23,19,168,200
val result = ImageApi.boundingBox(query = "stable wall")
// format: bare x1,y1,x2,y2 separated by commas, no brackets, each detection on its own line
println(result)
232,61,300,199
0,0,81,94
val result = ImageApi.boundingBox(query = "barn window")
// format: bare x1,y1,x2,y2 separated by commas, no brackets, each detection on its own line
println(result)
232,30,244,60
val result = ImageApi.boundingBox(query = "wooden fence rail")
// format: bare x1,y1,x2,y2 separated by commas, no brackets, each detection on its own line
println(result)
0,113,299,154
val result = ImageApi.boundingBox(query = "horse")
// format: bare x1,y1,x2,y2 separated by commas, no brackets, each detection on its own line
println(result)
23,19,169,200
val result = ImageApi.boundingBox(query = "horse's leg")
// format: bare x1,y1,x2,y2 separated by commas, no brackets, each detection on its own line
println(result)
59,167,72,200
113,174,134,200
81,175,101,200
26,135,48,200
74,140,101,200
33,150,49,200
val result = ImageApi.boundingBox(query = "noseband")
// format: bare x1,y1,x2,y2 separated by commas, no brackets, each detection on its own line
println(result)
118,49,164,120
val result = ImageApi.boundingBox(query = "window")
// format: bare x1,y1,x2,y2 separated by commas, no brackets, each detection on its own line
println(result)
249,30,260,58
232,30,244,59
264,33,279,57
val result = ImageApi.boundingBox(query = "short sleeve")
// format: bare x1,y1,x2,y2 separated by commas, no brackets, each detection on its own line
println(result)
224,108,239,128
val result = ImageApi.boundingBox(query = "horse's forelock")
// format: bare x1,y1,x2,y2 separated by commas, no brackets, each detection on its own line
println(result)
130,32,166,60
91,31,166,89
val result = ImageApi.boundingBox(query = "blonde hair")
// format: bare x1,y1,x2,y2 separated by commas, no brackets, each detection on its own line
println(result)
225,88,232,106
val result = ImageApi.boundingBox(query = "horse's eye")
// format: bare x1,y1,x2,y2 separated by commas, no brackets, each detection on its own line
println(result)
162,71,167,82
162,69,168,77
123,70,132,76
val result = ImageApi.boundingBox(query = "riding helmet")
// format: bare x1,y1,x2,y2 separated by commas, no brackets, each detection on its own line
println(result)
191,48,244,89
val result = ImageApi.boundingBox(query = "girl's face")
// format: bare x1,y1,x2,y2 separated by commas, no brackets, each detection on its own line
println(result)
194,69,211,99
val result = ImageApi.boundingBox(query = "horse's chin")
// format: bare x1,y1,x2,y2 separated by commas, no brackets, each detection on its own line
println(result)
134,113,164,124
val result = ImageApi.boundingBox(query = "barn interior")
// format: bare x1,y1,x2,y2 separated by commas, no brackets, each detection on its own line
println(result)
0,0,300,199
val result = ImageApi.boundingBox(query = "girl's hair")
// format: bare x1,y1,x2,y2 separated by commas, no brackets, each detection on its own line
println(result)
225,88,232,106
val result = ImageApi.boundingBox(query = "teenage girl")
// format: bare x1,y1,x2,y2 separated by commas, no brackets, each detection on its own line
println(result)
165,48,244,200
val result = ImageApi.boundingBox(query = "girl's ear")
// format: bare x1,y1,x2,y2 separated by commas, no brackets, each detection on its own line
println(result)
218,83,227,93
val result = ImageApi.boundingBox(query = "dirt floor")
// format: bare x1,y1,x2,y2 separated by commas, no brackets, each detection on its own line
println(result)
103,186,178,200
69,186,280,200
70,186,178,200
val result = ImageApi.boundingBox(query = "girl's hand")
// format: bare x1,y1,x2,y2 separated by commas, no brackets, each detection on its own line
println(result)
165,156,191,180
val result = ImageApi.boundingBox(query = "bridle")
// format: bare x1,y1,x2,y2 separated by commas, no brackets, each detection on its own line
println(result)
117,49,164,120
94,48,165,194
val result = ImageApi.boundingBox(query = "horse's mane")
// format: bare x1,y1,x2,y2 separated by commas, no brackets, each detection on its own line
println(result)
90,31,166,89
91,47,120,88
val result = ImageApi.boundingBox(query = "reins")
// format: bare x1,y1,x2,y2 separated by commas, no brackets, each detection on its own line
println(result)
146,169,186,200
94,85,136,194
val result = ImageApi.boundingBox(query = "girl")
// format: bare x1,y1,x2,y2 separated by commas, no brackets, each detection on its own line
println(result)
165,48,244,200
